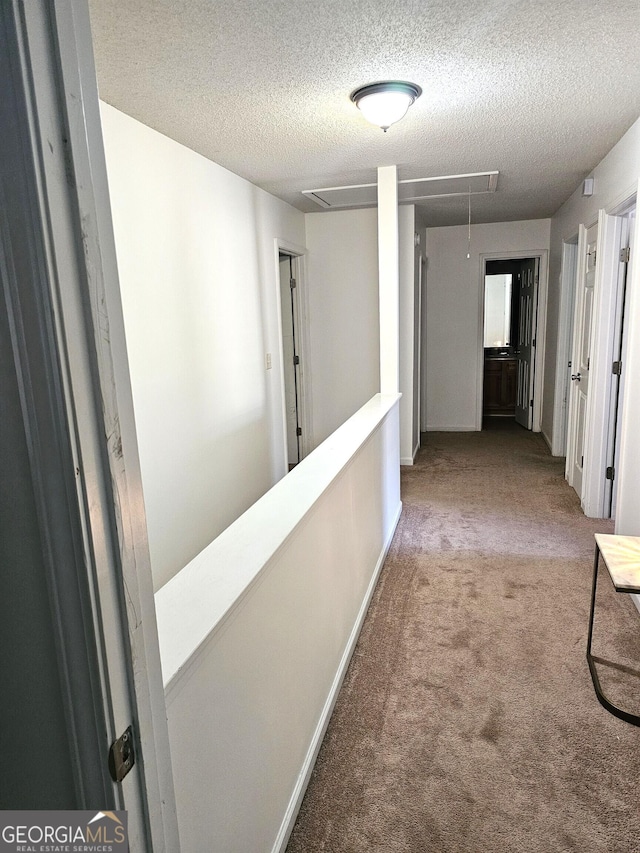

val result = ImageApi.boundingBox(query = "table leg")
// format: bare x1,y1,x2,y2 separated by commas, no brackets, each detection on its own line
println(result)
586,545,640,727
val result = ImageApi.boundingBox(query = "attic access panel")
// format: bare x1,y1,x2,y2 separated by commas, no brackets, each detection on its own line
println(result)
303,183,378,208
302,171,498,209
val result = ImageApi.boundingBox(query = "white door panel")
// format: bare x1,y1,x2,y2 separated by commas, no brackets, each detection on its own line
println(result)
515,259,537,428
574,391,587,494
568,223,597,497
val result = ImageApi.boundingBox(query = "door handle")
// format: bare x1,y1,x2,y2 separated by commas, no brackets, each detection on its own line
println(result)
571,373,581,381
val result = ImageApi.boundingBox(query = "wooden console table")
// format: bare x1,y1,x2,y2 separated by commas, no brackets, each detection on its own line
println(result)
587,533,640,727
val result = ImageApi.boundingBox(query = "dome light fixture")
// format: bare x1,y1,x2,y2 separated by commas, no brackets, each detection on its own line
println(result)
350,80,422,132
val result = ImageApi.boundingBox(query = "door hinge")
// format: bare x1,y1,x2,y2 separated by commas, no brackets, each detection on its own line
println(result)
581,455,584,467
108,725,135,783
612,360,622,376
290,278,297,289
587,357,590,369
606,466,615,481
620,246,630,263
296,427,302,436
530,399,534,408
532,337,536,347
293,355,300,365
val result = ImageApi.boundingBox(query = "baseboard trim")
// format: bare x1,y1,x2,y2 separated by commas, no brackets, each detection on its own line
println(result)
425,425,477,432
273,499,403,853
401,440,421,466
541,428,553,453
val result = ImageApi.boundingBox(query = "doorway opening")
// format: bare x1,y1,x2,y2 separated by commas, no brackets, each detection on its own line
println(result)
481,257,539,430
278,251,304,470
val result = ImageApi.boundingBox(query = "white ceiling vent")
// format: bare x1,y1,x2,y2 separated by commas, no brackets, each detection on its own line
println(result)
302,171,498,209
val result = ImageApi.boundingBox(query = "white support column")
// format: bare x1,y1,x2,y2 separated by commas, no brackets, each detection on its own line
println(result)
378,165,400,394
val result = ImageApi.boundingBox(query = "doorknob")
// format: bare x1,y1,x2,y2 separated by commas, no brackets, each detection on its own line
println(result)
571,373,581,381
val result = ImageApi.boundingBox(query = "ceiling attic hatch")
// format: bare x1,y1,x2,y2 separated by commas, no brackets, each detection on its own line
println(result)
302,171,498,209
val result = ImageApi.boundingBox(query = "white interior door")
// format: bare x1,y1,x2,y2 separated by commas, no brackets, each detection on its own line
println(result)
568,223,598,497
514,258,538,428
558,241,579,455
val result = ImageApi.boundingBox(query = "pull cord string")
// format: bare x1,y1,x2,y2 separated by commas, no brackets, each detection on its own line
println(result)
467,184,471,259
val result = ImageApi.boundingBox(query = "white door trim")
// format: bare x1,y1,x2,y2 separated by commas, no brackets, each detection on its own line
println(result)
476,250,549,432
7,2,180,847
605,209,634,517
412,242,424,460
581,211,612,515
582,204,636,517
274,239,313,465
615,179,640,544
420,254,428,433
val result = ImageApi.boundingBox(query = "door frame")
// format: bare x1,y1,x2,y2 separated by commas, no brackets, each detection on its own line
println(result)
274,239,313,467
476,250,549,432
614,179,640,544
578,198,636,517
2,1,179,846
605,207,634,517
419,255,428,433
412,240,424,458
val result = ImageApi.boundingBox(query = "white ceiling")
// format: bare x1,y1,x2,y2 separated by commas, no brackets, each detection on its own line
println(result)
88,0,640,226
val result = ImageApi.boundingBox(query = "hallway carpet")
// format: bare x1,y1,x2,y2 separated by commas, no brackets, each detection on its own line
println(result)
286,424,640,853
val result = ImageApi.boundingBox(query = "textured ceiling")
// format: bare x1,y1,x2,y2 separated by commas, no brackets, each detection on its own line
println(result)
88,0,640,226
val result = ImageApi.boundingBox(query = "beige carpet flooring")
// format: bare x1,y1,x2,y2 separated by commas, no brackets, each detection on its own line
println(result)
286,422,640,853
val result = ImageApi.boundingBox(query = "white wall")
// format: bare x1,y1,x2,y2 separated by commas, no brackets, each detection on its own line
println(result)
304,209,380,445
101,103,306,590
155,394,402,853
305,205,419,464
542,117,640,542
425,219,551,430
544,117,640,450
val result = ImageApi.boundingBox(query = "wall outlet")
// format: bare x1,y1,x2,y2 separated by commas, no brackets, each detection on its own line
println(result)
265,353,272,370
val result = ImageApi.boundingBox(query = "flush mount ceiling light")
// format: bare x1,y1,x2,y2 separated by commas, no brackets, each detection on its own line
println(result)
350,81,422,132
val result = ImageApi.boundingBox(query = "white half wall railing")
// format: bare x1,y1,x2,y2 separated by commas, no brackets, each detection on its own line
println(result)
154,393,402,853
